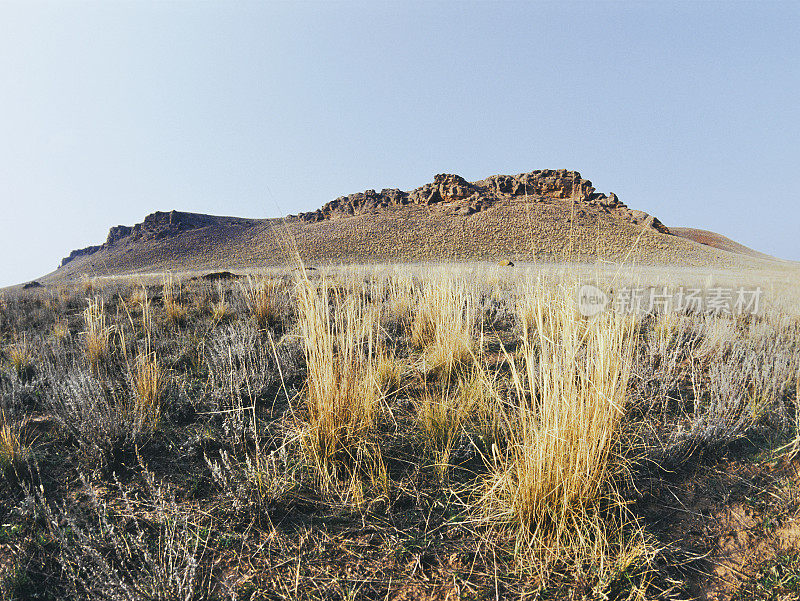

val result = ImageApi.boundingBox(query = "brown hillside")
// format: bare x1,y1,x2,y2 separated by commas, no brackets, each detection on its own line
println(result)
670,227,777,260
41,170,784,283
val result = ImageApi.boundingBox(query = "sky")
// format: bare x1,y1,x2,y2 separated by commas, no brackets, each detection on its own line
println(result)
0,0,798,287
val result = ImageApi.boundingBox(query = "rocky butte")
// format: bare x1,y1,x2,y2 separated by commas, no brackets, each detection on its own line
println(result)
60,211,254,268
59,169,673,269
291,168,669,233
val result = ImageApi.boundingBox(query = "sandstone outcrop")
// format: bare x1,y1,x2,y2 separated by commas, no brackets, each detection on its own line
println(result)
294,169,669,234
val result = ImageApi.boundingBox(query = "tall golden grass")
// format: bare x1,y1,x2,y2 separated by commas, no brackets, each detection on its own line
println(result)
0,409,25,474
479,280,638,577
126,352,164,434
83,297,112,374
162,274,187,326
8,335,34,380
242,276,282,331
411,279,474,378
52,319,70,341
295,277,386,503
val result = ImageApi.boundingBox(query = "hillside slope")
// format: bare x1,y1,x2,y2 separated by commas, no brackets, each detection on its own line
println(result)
39,170,786,283
670,227,778,260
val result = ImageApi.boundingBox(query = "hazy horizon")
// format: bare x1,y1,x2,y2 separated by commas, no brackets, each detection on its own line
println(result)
1,1,798,287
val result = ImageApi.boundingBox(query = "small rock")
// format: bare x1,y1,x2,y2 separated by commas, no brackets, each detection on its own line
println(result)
200,271,239,281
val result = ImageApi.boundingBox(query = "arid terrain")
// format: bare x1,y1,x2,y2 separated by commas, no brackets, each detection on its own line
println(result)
33,169,789,287
1,170,799,600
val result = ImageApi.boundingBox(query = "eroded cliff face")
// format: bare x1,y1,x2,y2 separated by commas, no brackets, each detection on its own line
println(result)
294,169,669,234
59,170,669,269
59,211,253,267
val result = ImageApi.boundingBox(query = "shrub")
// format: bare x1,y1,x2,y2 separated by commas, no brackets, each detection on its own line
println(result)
205,321,298,445
48,367,158,469
32,469,209,600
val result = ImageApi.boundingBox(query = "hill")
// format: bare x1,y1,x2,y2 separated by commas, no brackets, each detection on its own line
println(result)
38,169,788,283
670,227,778,260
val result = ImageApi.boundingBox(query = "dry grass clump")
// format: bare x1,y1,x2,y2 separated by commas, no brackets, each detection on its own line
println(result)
127,283,149,307
127,352,165,435
210,290,230,324
652,309,681,357
162,275,188,326
0,409,26,475
295,277,386,503
83,297,112,374
411,279,475,378
381,274,417,332
8,336,34,382
373,349,405,395
242,276,283,331
79,275,96,295
415,372,484,480
479,281,638,578
52,319,70,341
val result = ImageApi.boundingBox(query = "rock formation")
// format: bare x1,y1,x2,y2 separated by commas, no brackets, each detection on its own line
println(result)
60,211,254,267
293,169,669,234
59,170,670,269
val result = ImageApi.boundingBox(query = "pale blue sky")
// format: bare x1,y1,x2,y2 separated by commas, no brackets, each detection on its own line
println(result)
1,1,798,286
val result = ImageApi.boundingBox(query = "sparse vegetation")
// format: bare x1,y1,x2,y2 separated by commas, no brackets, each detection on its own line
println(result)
82,296,112,374
0,409,25,475
1,265,799,599
242,275,284,331
162,273,188,326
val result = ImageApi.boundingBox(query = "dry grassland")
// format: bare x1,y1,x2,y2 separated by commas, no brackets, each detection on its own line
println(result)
1,261,799,600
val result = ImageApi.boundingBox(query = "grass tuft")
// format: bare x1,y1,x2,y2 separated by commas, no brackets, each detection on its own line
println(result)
242,276,282,331
295,276,386,502
411,279,474,378
83,297,112,374
163,274,188,326
0,410,26,475
8,336,34,382
127,352,164,434
478,281,639,578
